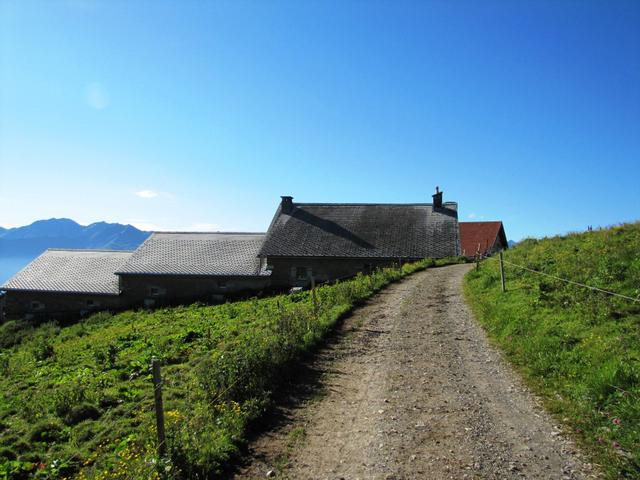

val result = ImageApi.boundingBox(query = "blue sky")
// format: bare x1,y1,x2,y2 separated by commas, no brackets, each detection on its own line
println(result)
1,0,638,241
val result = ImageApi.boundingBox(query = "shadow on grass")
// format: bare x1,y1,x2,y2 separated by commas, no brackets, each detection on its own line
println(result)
218,304,363,478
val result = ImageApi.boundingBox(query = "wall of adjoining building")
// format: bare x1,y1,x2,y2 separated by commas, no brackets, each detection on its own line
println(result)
267,257,418,288
3,291,122,321
490,238,508,255
119,274,271,308
2,275,271,320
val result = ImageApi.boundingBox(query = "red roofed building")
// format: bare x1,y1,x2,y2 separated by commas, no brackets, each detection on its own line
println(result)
459,221,508,258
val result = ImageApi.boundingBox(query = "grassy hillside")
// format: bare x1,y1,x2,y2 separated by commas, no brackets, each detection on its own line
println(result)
465,223,640,479
0,258,462,479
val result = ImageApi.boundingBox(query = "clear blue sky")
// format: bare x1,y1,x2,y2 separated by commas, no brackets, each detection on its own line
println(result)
1,0,638,241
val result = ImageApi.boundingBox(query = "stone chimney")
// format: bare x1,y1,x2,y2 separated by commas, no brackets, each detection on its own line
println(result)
432,186,443,208
280,196,294,214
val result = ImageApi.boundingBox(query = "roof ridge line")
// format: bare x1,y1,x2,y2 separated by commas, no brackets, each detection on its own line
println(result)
291,202,458,206
45,248,136,253
459,221,503,224
151,231,266,235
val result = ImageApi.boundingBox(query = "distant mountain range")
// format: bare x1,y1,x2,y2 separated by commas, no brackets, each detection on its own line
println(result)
0,219,150,284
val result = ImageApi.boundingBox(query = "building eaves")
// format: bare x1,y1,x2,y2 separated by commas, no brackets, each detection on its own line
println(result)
1,249,132,295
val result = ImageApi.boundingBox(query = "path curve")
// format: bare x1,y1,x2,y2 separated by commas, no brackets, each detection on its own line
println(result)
233,264,596,480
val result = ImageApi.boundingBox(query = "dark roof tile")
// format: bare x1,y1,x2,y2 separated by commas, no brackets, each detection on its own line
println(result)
259,202,460,258
116,232,269,276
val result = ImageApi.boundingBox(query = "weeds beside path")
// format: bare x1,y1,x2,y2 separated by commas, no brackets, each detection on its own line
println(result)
0,259,439,479
464,223,640,479
233,264,595,480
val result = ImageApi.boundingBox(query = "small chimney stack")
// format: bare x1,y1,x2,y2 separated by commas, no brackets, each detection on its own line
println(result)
432,186,443,208
280,195,294,214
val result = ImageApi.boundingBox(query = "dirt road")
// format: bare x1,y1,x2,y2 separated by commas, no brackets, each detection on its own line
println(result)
233,264,596,480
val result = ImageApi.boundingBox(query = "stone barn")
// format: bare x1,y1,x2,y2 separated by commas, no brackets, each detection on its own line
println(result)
259,189,461,287
1,249,132,320
459,221,508,258
115,232,271,307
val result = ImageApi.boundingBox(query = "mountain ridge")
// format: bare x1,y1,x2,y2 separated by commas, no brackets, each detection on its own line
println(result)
0,218,151,284
0,218,150,251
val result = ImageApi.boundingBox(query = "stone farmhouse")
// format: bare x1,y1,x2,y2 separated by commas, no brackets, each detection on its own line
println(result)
1,249,133,320
259,190,460,287
115,232,270,308
1,189,506,320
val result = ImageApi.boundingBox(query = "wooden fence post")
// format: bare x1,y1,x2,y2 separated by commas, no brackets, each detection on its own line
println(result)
499,251,506,293
311,273,318,313
310,272,318,314
151,357,167,458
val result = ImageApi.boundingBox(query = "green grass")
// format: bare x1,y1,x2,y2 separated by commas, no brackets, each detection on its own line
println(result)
464,222,640,479
0,257,466,479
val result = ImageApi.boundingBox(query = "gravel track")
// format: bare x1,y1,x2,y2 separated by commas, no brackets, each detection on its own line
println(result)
232,264,597,480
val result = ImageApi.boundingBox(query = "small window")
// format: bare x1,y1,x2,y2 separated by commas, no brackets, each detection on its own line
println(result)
218,280,227,289
30,301,44,311
148,286,166,297
295,266,308,280
86,299,100,308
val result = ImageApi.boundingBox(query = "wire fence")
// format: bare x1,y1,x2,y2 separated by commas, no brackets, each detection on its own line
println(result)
480,252,640,303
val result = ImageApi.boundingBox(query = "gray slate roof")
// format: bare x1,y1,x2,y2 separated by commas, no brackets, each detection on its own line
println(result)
259,203,460,259
1,249,132,295
116,232,270,276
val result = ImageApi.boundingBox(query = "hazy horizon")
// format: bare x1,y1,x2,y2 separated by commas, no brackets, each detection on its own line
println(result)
3,215,640,243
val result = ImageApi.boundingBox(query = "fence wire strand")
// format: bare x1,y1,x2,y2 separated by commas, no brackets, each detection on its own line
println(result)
483,254,640,303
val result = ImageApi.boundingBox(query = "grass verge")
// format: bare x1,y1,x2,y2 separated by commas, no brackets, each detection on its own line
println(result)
464,222,640,479
0,257,465,479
